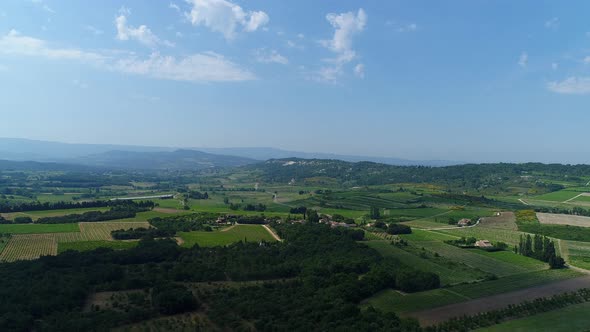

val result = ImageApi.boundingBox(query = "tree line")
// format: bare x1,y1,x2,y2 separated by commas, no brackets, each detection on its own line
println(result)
0,199,155,213
516,234,565,269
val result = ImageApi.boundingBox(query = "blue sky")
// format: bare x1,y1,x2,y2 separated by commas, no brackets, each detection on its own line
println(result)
1,1,590,163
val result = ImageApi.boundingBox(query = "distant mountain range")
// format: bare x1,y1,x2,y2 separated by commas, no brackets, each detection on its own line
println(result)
0,137,461,170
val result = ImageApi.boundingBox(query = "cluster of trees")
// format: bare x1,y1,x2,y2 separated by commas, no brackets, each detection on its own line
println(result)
0,199,155,213
227,215,270,224
386,223,412,235
0,222,442,331
428,288,590,332
35,209,139,224
289,206,307,216
186,191,209,199
111,227,175,240
516,234,565,269
149,213,217,232
446,237,477,248
228,203,267,212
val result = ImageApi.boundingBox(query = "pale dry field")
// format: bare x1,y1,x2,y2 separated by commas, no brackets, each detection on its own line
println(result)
537,213,590,228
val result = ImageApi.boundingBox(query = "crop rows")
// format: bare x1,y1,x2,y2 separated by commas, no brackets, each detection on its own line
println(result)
0,222,150,262
55,222,150,243
0,234,57,262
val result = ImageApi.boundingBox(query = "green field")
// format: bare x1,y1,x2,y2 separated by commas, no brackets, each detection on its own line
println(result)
413,241,545,277
362,269,580,314
435,226,524,246
179,225,276,247
532,190,581,202
366,241,488,285
564,240,590,270
477,302,590,332
362,288,467,313
58,240,138,253
0,223,79,234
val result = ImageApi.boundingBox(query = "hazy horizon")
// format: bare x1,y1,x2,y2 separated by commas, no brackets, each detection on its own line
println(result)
2,1,590,163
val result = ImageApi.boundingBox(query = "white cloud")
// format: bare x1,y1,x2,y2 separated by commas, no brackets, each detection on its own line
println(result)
518,52,528,67
297,33,305,39
84,25,104,36
0,30,106,62
317,8,367,82
552,62,558,70
545,17,559,29
354,63,365,78
169,2,180,12
0,30,254,82
255,48,288,64
184,0,269,40
548,77,590,94
0,64,8,71
115,14,174,48
113,52,255,82
584,56,590,64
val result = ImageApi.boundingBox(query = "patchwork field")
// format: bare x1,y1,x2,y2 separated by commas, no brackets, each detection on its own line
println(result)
0,221,149,262
367,241,489,285
0,234,57,262
179,224,276,248
411,274,590,326
1,207,110,221
0,223,80,234
537,212,590,227
362,269,581,316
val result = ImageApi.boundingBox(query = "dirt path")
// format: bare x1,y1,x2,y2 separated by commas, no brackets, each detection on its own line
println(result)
221,225,236,232
263,225,282,242
518,198,530,205
563,193,585,203
408,275,590,326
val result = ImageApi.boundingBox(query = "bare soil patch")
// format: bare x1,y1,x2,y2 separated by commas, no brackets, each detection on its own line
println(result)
409,275,590,326
537,213,590,228
479,212,517,230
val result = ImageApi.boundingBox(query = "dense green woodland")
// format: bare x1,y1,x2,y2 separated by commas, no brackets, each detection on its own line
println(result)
0,224,439,331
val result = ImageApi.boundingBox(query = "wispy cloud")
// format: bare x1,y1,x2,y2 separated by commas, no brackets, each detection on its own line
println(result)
545,17,559,29
548,77,590,94
0,30,107,62
254,48,288,65
0,30,255,82
518,52,528,67
169,2,180,12
114,52,256,82
115,13,174,48
317,8,367,82
84,25,104,36
184,0,269,40
31,0,55,14
354,63,365,78
72,79,89,89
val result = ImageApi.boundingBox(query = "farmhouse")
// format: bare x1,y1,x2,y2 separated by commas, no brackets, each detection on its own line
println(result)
457,218,472,227
475,240,493,248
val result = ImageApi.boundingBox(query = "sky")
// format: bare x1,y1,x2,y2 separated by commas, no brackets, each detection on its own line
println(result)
1,0,590,164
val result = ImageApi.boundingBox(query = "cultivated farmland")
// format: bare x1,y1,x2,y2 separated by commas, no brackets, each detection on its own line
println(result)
179,224,276,247
537,212,590,227
0,234,57,262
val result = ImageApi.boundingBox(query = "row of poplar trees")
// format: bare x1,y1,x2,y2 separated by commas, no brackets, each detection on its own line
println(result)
516,234,565,269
